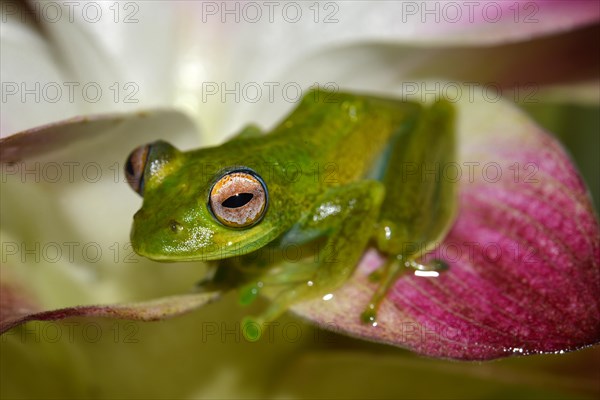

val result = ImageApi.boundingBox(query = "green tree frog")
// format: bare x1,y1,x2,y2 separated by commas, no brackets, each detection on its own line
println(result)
126,89,457,340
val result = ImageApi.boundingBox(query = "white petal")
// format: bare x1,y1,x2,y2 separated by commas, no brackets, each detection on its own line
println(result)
1,110,203,307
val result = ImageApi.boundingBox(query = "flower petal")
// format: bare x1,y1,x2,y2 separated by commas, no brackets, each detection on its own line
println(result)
1,110,210,332
5,2,595,138
0,1,208,136
398,0,600,45
291,92,600,360
0,2,79,135
0,284,219,335
230,24,598,136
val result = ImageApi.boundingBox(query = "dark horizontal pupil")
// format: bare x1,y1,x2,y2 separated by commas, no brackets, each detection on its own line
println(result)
222,193,253,209
125,158,135,176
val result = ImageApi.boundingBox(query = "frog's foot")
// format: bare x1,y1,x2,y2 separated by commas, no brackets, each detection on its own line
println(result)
362,257,404,324
242,282,314,341
238,261,319,340
238,260,317,307
238,281,264,306
362,257,449,324
241,316,263,341
409,259,449,275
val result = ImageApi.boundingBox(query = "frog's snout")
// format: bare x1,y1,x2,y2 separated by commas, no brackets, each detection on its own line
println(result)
130,209,194,259
132,211,185,239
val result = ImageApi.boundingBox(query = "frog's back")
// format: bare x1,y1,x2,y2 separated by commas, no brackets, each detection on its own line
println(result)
268,90,422,185
190,90,423,223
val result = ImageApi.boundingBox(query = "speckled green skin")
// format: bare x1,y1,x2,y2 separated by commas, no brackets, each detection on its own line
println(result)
130,89,456,336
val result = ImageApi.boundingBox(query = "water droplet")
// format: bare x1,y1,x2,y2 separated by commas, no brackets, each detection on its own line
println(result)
384,226,392,240
414,270,440,278
341,101,358,121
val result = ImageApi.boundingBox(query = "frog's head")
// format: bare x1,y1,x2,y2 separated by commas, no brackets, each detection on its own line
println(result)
125,141,279,261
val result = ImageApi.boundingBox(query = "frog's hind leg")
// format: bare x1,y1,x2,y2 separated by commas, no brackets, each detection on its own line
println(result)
362,255,405,324
366,99,457,322
242,180,385,341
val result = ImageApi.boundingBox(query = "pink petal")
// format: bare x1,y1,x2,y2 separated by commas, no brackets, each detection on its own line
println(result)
420,0,600,44
0,279,219,334
291,98,600,360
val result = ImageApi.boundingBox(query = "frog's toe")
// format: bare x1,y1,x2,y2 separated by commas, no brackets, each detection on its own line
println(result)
242,316,263,342
410,259,449,272
360,303,379,325
239,282,262,306
367,268,384,282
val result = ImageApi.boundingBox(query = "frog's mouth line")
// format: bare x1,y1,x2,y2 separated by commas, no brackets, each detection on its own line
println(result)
132,225,280,262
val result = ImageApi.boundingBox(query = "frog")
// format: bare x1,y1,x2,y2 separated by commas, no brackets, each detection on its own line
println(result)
125,89,457,340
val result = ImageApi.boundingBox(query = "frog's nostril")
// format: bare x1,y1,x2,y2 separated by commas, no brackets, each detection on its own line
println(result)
169,220,184,233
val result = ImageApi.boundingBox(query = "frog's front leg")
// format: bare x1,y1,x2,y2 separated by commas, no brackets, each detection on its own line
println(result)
242,180,385,340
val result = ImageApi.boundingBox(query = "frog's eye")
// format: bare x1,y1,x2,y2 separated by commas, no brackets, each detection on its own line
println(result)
125,144,150,196
209,170,268,228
